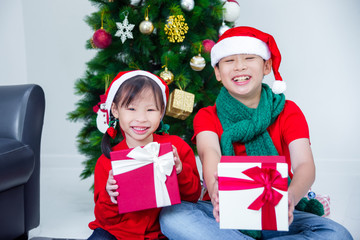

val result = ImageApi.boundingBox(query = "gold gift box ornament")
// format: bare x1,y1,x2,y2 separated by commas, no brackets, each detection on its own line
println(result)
166,89,195,120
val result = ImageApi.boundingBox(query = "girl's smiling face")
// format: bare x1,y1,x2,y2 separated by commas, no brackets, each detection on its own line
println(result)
111,88,163,148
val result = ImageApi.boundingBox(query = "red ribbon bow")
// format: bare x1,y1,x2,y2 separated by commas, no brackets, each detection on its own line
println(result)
218,163,288,230
107,126,117,139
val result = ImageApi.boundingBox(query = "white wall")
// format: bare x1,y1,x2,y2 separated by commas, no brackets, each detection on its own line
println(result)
235,0,360,160
0,0,27,84
0,0,96,167
21,0,97,167
1,0,359,168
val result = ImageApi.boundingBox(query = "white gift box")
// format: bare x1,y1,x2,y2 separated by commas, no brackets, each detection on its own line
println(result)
218,156,289,231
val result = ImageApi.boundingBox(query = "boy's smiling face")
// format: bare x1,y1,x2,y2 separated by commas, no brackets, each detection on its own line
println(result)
214,54,272,107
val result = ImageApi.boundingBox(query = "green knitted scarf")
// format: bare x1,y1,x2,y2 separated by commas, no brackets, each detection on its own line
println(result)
216,84,285,239
216,84,285,157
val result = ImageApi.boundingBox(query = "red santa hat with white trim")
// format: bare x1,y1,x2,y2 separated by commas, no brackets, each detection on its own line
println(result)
103,70,169,138
105,70,169,121
211,26,286,94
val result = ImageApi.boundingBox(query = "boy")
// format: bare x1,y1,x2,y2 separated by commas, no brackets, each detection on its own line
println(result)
160,26,353,240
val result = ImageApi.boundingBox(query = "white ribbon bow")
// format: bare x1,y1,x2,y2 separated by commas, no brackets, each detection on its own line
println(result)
111,142,175,207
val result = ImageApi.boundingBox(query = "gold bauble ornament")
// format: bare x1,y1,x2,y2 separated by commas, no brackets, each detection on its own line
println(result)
139,17,154,35
160,67,174,85
190,53,206,71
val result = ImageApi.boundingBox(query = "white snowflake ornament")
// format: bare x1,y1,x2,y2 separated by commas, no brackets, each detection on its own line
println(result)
115,15,135,43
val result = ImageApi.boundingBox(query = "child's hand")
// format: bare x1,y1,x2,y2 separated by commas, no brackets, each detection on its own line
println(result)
172,145,182,174
211,172,220,222
288,191,295,225
106,169,119,204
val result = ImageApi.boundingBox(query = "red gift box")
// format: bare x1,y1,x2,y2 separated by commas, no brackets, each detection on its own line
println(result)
110,142,181,214
218,156,288,231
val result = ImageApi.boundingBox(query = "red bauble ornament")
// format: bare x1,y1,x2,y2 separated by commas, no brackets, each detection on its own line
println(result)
202,39,216,53
92,29,112,49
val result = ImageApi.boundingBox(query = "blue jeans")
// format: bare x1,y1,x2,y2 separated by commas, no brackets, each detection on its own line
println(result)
88,228,117,240
160,201,254,240
159,201,353,240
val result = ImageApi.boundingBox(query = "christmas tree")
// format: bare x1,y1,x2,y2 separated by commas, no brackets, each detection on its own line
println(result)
68,0,236,181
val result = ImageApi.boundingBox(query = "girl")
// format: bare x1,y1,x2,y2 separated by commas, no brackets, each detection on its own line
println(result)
88,70,201,240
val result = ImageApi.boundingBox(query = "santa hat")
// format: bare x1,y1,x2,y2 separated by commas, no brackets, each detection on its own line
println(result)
211,26,286,94
105,70,169,121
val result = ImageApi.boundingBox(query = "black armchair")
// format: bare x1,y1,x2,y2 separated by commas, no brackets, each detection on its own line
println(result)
0,84,45,240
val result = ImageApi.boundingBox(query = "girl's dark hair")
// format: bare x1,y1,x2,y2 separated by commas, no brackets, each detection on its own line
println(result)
101,75,165,158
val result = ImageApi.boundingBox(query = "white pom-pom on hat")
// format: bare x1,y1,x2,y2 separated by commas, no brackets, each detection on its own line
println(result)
272,80,286,94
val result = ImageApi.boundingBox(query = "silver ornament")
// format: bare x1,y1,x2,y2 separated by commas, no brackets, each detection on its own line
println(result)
115,52,130,63
181,0,195,11
180,45,188,54
223,1,241,22
130,0,141,6
139,17,154,35
219,22,231,36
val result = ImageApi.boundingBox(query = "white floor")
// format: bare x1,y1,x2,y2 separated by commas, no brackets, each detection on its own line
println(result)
29,158,360,239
